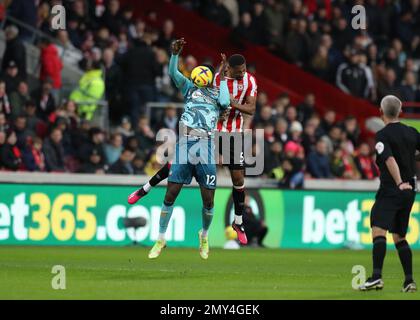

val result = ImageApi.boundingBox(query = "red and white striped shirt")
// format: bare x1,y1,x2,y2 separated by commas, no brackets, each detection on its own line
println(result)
213,72,257,133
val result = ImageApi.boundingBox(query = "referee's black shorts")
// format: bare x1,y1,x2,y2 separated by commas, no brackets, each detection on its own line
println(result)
216,132,245,170
370,187,416,237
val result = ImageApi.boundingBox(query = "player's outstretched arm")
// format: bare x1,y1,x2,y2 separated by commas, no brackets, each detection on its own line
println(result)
229,73,257,115
230,95,257,115
218,79,230,108
217,54,230,108
169,38,192,95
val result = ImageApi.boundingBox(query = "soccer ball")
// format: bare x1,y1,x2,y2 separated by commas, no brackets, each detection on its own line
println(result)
225,226,237,240
191,65,213,87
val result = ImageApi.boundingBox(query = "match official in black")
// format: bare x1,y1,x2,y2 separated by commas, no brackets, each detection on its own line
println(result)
360,95,417,293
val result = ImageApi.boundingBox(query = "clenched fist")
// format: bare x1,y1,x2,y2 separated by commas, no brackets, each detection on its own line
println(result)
171,38,186,55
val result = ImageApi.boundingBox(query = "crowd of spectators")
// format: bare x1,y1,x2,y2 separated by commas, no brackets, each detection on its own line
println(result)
254,91,379,187
0,0,383,187
178,0,420,104
0,0,180,176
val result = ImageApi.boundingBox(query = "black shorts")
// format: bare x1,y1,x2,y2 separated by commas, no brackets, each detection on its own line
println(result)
370,187,416,237
216,132,244,170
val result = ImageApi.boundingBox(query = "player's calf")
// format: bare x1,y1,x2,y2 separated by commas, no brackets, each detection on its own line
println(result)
148,200,176,259
231,184,248,245
395,239,415,292
127,163,172,205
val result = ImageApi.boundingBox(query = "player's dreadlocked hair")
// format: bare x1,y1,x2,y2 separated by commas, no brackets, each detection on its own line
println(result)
201,64,215,76
228,54,246,67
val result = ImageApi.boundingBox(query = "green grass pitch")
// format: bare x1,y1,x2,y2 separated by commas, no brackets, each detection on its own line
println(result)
0,246,418,300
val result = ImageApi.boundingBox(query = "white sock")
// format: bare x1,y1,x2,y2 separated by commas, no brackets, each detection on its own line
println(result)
201,229,208,237
234,215,243,225
143,182,152,193
158,233,165,241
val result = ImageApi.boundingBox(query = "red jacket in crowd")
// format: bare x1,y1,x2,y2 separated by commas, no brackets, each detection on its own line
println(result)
40,44,63,89
355,154,379,180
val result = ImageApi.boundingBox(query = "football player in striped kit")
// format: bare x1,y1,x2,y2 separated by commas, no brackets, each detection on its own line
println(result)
128,53,258,245
212,54,257,244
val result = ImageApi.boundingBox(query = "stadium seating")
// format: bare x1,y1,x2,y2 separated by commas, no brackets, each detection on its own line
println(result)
131,0,379,124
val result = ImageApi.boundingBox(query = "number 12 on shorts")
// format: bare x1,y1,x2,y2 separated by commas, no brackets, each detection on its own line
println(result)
206,175,216,186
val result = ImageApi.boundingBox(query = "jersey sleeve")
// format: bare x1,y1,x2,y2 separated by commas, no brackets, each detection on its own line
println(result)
213,72,220,88
169,54,193,96
375,131,393,161
218,80,230,109
246,74,258,97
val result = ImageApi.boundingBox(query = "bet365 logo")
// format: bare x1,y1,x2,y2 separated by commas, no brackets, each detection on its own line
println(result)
51,5,66,30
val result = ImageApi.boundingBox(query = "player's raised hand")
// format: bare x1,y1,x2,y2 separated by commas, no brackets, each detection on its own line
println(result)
229,94,239,109
230,94,238,103
218,108,230,121
171,38,186,55
219,53,228,80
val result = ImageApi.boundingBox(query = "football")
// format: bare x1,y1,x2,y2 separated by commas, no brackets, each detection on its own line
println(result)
191,65,213,87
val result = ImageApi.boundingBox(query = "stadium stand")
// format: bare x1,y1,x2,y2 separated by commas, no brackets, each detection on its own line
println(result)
0,0,419,189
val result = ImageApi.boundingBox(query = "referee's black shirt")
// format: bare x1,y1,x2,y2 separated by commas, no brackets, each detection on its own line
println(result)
375,122,420,188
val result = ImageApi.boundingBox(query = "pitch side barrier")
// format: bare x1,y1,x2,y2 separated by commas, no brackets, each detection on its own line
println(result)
0,172,380,190
2,173,420,249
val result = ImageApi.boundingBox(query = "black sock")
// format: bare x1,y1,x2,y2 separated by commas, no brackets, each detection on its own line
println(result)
372,236,387,279
395,240,413,283
150,162,171,186
232,186,245,221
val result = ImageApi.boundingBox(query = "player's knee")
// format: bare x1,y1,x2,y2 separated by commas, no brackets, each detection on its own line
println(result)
392,233,405,244
231,170,245,186
164,191,176,205
164,194,172,204
372,226,386,239
203,200,214,209
232,177,244,186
